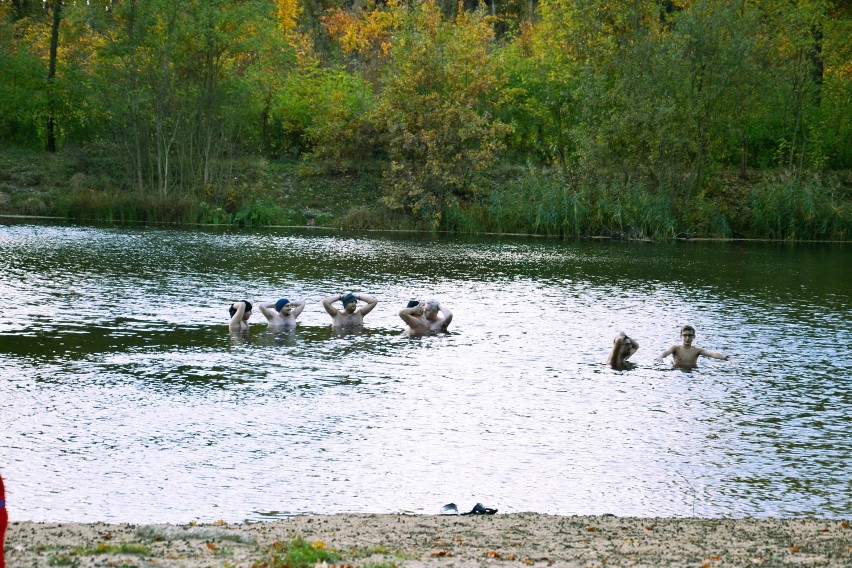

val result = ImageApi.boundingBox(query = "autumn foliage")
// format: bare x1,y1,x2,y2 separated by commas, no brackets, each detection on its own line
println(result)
0,0,849,238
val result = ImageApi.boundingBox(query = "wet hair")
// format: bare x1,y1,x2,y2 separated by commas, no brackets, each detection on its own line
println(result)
229,300,253,318
341,293,357,307
407,300,420,308
275,298,290,311
425,299,439,311
680,325,695,335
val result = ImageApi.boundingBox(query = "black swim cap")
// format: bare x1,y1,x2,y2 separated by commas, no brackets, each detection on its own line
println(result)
229,300,252,317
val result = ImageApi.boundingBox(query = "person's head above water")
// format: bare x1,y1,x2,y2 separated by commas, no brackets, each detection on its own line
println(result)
275,298,290,312
341,293,357,307
229,300,252,318
407,299,420,308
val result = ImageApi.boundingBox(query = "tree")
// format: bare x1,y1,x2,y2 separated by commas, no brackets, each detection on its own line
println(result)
372,2,510,227
45,0,61,152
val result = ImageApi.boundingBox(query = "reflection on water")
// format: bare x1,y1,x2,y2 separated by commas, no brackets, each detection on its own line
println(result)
0,221,850,523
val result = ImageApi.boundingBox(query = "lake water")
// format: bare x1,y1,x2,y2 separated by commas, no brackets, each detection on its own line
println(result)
0,221,849,523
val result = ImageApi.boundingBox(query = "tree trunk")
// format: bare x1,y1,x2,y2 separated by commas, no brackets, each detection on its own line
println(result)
46,1,62,153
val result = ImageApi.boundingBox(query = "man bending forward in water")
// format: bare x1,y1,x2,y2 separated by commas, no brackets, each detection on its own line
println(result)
322,291,378,333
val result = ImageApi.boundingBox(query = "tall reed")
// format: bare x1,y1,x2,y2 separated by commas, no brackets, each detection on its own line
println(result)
744,175,850,240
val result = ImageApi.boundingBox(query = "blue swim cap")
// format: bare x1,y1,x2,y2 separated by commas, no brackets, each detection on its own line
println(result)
341,293,357,307
275,298,290,311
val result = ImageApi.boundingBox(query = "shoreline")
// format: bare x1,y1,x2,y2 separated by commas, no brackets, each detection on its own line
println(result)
2,215,851,245
6,513,851,567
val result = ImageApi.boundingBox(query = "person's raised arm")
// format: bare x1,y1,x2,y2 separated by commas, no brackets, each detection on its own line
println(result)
258,302,278,321
606,340,622,366
229,301,248,331
290,299,306,318
322,294,341,317
399,302,427,331
356,292,378,317
435,302,452,330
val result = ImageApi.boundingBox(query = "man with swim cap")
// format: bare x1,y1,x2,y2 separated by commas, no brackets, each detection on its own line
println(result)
228,300,252,331
322,291,378,333
399,299,431,335
259,298,305,329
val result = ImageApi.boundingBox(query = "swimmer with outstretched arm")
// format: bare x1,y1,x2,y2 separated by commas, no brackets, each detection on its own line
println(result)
655,325,734,367
322,291,378,332
259,298,305,329
228,300,252,331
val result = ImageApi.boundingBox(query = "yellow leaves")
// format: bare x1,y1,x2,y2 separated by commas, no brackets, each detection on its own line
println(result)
275,0,302,33
312,541,327,550
322,7,397,58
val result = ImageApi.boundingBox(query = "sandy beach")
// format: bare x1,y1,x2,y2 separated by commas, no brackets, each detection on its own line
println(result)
5,513,851,567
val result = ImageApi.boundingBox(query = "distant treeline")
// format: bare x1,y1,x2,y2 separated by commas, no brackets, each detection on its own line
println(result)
1,0,849,239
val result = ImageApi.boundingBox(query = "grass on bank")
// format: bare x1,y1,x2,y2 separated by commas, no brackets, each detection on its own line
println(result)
439,167,850,241
1,145,849,240
253,536,340,568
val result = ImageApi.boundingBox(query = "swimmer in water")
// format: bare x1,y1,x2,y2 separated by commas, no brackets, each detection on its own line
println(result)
423,299,452,332
399,300,430,335
228,300,252,332
607,331,638,369
322,291,378,333
655,325,734,367
259,298,305,329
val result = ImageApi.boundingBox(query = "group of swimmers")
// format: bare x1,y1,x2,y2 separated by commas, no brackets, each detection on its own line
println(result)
228,292,453,336
230,296,731,368
607,325,735,369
